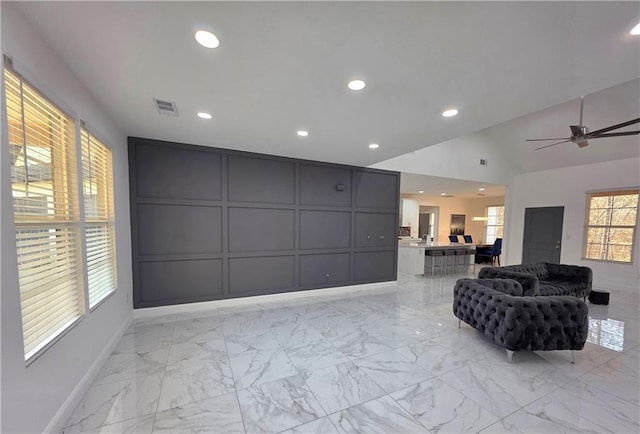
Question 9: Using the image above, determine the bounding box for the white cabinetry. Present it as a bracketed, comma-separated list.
[401, 198, 419, 238]
[398, 246, 425, 275]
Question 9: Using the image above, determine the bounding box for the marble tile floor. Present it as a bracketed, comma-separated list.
[62, 272, 640, 433]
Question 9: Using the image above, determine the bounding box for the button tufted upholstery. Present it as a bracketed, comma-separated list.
[478, 262, 592, 299]
[476, 278, 524, 296]
[453, 278, 589, 352]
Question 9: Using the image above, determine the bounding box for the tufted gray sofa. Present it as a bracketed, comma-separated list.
[453, 278, 589, 363]
[478, 262, 592, 299]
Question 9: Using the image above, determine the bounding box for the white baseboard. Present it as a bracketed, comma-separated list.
[46, 313, 134, 434]
[134, 281, 398, 319]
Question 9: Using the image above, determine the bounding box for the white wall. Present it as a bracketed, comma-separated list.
[1, 4, 133, 432]
[504, 157, 640, 292]
[371, 132, 514, 185]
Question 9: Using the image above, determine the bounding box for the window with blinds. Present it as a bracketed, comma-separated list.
[5, 67, 86, 361]
[484, 205, 504, 244]
[584, 189, 638, 263]
[81, 128, 117, 308]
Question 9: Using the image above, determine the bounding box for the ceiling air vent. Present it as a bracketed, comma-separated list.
[153, 98, 178, 116]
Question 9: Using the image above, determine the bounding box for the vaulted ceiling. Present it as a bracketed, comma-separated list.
[11, 1, 640, 178]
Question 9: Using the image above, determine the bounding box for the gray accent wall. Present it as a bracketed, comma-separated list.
[129, 137, 400, 308]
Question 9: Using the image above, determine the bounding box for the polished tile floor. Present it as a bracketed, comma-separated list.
[63, 272, 640, 433]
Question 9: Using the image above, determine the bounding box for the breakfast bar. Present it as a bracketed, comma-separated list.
[398, 242, 476, 275]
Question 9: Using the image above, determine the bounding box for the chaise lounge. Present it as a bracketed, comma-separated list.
[453, 278, 589, 363]
[478, 262, 592, 299]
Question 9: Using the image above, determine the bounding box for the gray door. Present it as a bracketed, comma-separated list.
[522, 206, 564, 264]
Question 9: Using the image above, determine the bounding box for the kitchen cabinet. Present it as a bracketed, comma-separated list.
[398, 245, 426, 275]
[401, 198, 419, 238]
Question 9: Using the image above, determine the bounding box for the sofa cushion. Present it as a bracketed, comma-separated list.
[544, 263, 593, 283]
[503, 263, 549, 279]
[539, 280, 587, 297]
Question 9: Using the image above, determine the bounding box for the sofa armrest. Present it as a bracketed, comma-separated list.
[502, 295, 589, 351]
[453, 280, 528, 350]
[475, 278, 524, 296]
[478, 268, 540, 296]
[544, 263, 593, 286]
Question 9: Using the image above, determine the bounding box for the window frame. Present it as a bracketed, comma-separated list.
[484, 205, 504, 245]
[4, 64, 87, 364]
[81, 125, 118, 310]
[582, 189, 639, 265]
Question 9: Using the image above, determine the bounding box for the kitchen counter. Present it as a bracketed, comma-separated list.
[401, 242, 476, 249]
[398, 243, 476, 275]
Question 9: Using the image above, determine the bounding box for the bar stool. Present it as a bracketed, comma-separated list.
[466, 248, 476, 274]
[455, 249, 467, 274]
[443, 249, 456, 275]
[425, 249, 445, 275]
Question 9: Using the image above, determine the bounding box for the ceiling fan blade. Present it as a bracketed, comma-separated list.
[525, 137, 571, 142]
[588, 131, 640, 138]
[534, 139, 571, 151]
[588, 118, 640, 136]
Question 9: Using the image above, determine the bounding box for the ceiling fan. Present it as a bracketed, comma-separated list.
[526, 97, 640, 150]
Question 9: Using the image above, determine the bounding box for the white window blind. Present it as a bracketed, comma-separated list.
[584, 190, 638, 263]
[484, 205, 504, 244]
[81, 128, 117, 308]
[5, 67, 85, 361]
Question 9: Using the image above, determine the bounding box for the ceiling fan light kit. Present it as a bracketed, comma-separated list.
[526, 96, 640, 151]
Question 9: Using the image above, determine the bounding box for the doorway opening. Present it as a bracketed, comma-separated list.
[419, 206, 439, 241]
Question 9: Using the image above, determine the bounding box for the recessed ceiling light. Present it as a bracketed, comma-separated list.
[197, 112, 212, 119]
[631, 22, 640, 35]
[478, 187, 486, 191]
[442, 109, 459, 117]
[297, 130, 309, 137]
[441, 192, 447, 196]
[348, 80, 366, 91]
[195, 30, 220, 48]
[368, 143, 379, 149]
[418, 190, 424, 194]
